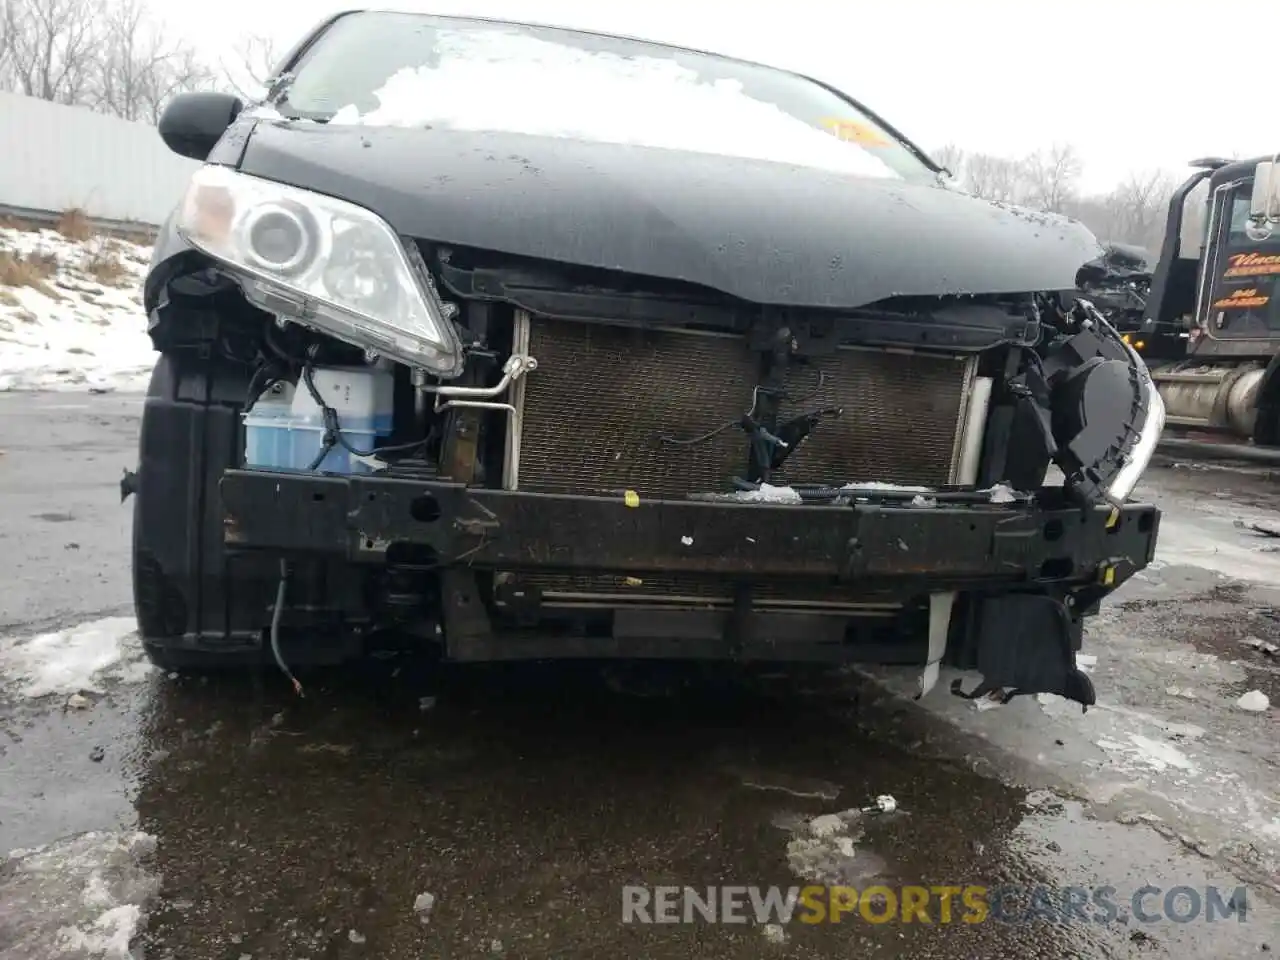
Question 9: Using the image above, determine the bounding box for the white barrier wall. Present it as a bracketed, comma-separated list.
[0, 92, 202, 227]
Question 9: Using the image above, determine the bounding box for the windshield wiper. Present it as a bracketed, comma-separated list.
[257, 72, 333, 122]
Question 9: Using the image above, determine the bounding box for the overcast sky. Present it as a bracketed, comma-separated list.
[156, 0, 1277, 196]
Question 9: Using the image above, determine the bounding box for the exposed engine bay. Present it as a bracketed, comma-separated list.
[154, 241, 1158, 518]
[139, 231, 1162, 713]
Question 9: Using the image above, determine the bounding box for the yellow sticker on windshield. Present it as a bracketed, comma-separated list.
[820, 118, 891, 147]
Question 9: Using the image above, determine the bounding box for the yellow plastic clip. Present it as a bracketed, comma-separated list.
[1105, 507, 1120, 529]
[623, 576, 644, 587]
[1099, 564, 1116, 586]
[624, 490, 640, 508]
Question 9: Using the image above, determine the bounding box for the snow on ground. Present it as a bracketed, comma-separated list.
[0, 616, 152, 700]
[1148, 489, 1280, 583]
[0, 830, 160, 959]
[0, 221, 155, 393]
[863, 466, 1280, 894]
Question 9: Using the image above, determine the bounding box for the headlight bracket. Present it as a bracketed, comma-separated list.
[1034, 303, 1158, 506]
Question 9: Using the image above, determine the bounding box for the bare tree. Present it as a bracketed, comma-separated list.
[1104, 169, 1178, 252]
[1025, 142, 1083, 213]
[924, 140, 1183, 251]
[221, 33, 280, 102]
[97, 0, 212, 122]
[964, 153, 1031, 204]
[0, 0, 13, 82]
[0, 0, 211, 121]
[0, 0, 98, 104]
[933, 143, 965, 179]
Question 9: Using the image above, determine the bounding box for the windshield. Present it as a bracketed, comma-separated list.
[1229, 190, 1280, 242]
[276, 12, 935, 183]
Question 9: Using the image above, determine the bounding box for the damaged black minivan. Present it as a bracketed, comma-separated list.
[133, 10, 1163, 709]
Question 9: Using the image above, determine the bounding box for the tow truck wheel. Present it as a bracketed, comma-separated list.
[1253, 406, 1280, 447]
[130, 353, 271, 673]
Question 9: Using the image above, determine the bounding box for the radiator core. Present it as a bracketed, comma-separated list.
[507, 315, 976, 607]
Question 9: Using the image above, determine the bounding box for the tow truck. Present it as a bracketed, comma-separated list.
[1138, 155, 1280, 443]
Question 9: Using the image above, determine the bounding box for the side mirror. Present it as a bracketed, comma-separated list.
[1249, 159, 1280, 222]
[1178, 178, 1209, 260]
[158, 92, 245, 161]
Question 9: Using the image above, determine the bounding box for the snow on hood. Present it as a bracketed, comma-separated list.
[326, 28, 903, 181]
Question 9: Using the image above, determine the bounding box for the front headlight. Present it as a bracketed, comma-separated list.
[1103, 342, 1165, 504]
[176, 164, 463, 377]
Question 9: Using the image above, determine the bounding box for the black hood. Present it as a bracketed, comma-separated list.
[236, 121, 1104, 310]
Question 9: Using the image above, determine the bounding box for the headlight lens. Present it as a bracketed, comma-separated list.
[1103, 342, 1165, 504]
[176, 164, 463, 377]
[241, 202, 316, 275]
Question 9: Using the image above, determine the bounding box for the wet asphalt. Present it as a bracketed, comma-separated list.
[1, 391, 1278, 960]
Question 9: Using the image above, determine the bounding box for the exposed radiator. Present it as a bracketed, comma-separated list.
[506, 314, 977, 608]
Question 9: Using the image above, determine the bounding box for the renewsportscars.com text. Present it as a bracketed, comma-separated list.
[621, 884, 1250, 925]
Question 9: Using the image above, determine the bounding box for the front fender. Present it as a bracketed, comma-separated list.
[143, 112, 263, 316]
[142, 211, 208, 318]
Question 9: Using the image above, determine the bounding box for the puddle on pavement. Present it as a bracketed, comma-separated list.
[4, 655, 1275, 958]
[0, 680, 152, 854]
[111, 660, 1271, 958]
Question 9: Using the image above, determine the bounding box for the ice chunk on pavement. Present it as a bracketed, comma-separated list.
[0, 830, 159, 959]
[863, 795, 897, 815]
[1236, 690, 1270, 712]
[760, 922, 788, 944]
[0, 616, 152, 698]
[808, 814, 845, 839]
[413, 891, 436, 923]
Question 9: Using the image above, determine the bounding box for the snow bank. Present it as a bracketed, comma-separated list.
[0, 830, 160, 959]
[0, 616, 152, 699]
[0, 223, 155, 393]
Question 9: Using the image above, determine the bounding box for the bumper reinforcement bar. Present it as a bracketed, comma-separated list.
[220, 470, 1160, 588]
